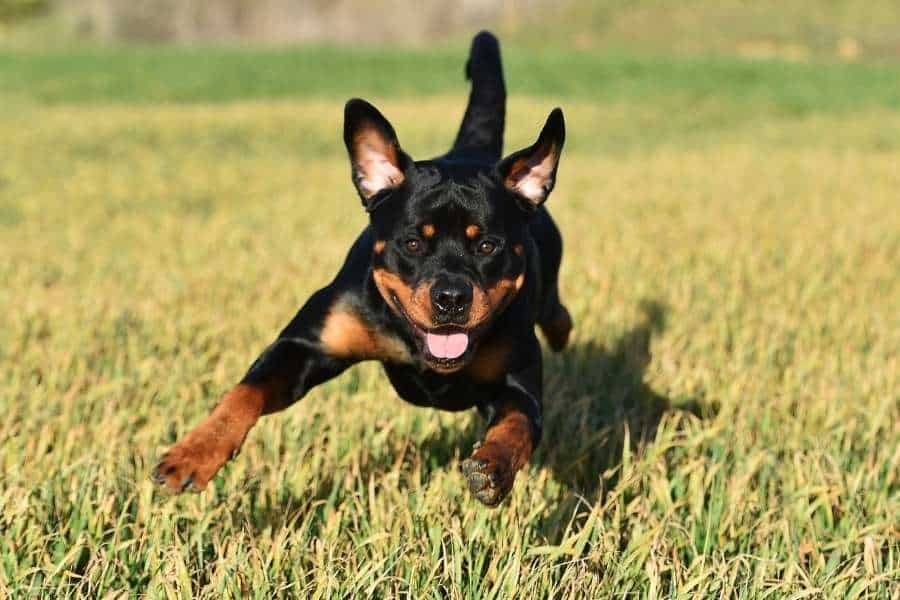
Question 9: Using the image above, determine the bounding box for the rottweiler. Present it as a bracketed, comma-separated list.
[152, 31, 571, 506]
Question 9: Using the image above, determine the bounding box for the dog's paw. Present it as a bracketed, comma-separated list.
[151, 422, 240, 494]
[460, 443, 516, 507]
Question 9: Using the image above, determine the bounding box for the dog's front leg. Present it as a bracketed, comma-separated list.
[461, 358, 543, 507]
[152, 285, 353, 493]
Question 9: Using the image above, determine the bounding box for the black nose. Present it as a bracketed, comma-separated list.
[431, 278, 473, 322]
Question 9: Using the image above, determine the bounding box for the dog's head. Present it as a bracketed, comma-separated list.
[343, 99, 565, 372]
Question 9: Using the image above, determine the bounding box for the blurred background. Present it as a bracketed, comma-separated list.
[2, 0, 900, 58]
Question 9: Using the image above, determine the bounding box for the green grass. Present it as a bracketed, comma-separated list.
[3, 45, 900, 111]
[0, 45, 898, 597]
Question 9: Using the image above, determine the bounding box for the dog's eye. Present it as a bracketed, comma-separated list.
[477, 240, 497, 255]
[405, 239, 423, 254]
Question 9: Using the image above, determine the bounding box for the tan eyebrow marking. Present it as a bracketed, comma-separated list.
[513, 243, 524, 256]
[374, 240, 386, 254]
[465, 225, 480, 239]
[422, 224, 436, 238]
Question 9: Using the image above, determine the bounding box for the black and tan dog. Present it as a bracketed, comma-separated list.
[152, 32, 571, 506]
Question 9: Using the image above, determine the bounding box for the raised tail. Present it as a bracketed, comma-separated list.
[445, 31, 506, 162]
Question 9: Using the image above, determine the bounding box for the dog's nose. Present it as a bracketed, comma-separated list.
[431, 278, 473, 322]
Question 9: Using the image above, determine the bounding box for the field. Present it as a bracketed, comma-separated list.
[1, 43, 898, 597]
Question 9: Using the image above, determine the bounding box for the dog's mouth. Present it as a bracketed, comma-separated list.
[391, 294, 478, 371]
[424, 329, 469, 359]
[415, 325, 475, 372]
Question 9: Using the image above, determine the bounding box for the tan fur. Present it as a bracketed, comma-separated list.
[480, 408, 534, 471]
[465, 224, 480, 239]
[465, 337, 510, 382]
[372, 268, 433, 327]
[153, 382, 280, 492]
[374, 266, 525, 334]
[468, 273, 525, 327]
[462, 405, 535, 505]
[422, 224, 436, 238]
[320, 302, 410, 363]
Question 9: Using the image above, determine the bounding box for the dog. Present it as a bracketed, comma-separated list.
[152, 31, 571, 506]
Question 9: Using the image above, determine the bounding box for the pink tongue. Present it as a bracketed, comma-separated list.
[425, 332, 469, 359]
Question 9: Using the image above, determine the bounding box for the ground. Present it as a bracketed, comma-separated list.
[0, 43, 897, 597]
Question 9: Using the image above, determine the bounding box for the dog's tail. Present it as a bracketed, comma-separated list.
[445, 31, 506, 162]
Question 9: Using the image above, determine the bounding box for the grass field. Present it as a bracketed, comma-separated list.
[1, 44, 898, 597]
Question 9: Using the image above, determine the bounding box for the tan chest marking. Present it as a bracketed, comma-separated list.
[465, 337, 511, 382]
[320, 305, 411, 363]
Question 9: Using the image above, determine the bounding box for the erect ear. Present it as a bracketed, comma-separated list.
[344, 98, 409, 207]
[497, 108, 565, 208]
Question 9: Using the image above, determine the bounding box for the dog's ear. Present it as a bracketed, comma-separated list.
[344, 99, 410, 207]
[497, 108, 565, 208]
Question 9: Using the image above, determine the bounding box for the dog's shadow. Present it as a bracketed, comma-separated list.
[537, 300, 701, 497]
[242, 300, 708, 533]
[433, 300, 708, 500]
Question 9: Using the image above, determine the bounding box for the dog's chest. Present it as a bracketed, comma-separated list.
[382, 363, 495, 412]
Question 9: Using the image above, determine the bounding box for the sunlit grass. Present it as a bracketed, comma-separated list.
[0, 55, 898, 597]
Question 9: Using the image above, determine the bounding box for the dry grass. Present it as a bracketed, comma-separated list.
[0, 62, 898, 597]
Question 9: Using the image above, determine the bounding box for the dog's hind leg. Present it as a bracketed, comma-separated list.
[531, 208, 573, 352]
[539, 293, 572, 353]
[444, 31, 506, 162]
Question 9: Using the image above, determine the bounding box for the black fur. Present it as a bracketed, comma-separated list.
[158, 31, 570, 506]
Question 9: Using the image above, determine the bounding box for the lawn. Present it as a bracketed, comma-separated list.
[0, 44, 897, 597]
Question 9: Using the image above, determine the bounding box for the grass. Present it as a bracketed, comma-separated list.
[4, 45, 900, 111]
[4, 0, 900, 60]
[0, 44, 898, 597]
[521, 0, 900, 61]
